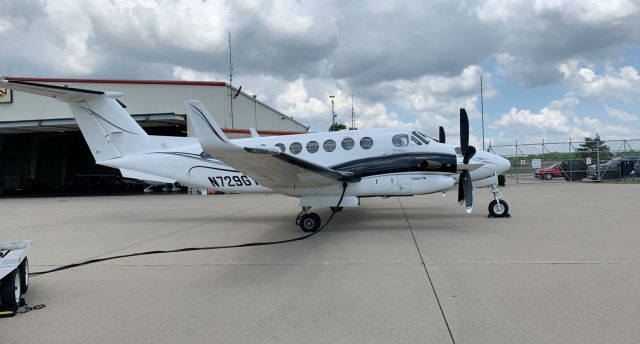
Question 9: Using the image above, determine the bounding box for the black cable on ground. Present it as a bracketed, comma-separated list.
[30, 183, 348, 277]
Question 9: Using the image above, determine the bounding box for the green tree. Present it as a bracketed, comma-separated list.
[575, 134, 610, 159]
[329, 123, 347, 131]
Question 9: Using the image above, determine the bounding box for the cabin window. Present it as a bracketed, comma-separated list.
[341, 137, 355, 150]
[323, 139, 336, 152]
[360, 137, 374, 149]
[275, 143, 285, 152]
[306, 141, 319, 153]
[392, 134, 409, 147]
[411, 136, 423, 145]
[290, 142, 302, 154]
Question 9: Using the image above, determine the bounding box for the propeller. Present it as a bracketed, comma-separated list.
[439, 126, 445, 143]
[457, 108, 476, 213]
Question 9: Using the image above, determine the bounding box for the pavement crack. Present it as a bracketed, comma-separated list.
[399, 198, 456, 344]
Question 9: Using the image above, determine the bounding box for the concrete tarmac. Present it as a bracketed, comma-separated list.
[1, 182, 639, 343]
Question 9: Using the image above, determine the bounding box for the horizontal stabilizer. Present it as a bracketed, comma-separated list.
[1, 78, 112, 102]
[119, 168, 176, 184]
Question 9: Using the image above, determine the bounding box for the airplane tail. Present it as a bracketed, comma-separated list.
[185, 100, 238, 154]
[0, 79, 151, 162]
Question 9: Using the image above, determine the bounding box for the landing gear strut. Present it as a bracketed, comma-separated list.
[296, 207, 321, 232]
[488, 182, 510, 218]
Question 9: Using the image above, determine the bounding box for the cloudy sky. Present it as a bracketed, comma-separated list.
[1, 0, 640, 146]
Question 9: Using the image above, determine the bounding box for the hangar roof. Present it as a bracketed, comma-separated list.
[0, 77, 309, 135]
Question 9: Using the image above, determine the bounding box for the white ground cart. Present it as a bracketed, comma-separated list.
[0, 240, 31, 316]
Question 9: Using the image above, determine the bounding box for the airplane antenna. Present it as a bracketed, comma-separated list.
[228, 32, 234, 128]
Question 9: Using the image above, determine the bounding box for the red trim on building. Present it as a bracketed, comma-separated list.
[4, 77, 226, 87]
[222, 128, 304, 136]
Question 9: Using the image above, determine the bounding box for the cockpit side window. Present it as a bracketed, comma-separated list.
[392, 134, 409, 147]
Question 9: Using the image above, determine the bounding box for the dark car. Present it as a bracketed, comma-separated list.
[560, 159, 588, 181]
[588, 157, 640, 180]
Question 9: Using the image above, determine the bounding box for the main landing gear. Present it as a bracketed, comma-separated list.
[296, 207, 321, 232]
[488, 183, 510, 218]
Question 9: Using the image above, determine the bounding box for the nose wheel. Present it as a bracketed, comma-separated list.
[296, 207, 321, 232]
[488, 182, 511, 218]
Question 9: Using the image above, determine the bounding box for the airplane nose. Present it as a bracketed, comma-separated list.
[498, 156, 511, 173]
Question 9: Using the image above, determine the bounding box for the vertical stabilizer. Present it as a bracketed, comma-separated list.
[0, 79, 151, 162]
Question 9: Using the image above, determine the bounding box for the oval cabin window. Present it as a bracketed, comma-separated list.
[360, 137, 373, 149]
[290, 142, 302, 154]
[306, 141, 319, 153]
[341, 137, 355, 150]
[275, 143, 285, 152]
[323, 139, 336, 152]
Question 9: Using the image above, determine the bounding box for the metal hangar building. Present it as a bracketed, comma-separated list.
[0, 77, 308, 194]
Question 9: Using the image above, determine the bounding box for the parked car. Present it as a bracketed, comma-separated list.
[588, 157, 640, 180]
[535, 163, 562, 180]
[534, 159, 588, 181]
[559, 159, 588, 181]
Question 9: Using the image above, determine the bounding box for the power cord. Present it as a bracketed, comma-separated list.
[30, 183, 348, 277]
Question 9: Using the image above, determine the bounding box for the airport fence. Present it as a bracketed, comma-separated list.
[488, 138, 640, 184]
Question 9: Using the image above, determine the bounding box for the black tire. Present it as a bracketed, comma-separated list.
[330, 207, 343, 212]
[299, 213, 321, 232]
[0, 269, 21, 311]
[488, 200, 509, 218]
[19, 257, 29, 294]
[544, 173, 552, 180]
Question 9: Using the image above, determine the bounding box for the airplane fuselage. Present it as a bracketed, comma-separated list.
[100, 127, 510, 197]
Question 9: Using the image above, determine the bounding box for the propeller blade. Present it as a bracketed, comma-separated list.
[439, 126, 445, 143]
[460, 108, 469, 153]
[463, 145, 476, 165]
[462, 170, 473, 213]
[458, 175, 465, 203]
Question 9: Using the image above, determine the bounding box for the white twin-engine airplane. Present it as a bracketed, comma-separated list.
[1, 78, 511, 232]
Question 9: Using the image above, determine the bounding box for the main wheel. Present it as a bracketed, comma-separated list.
[19, 257, 29, 294]
[544, 173, 552, 180]
[488, 200, 509, 218]
[299, 213, 321, 232]
[0, 270, 21, 311]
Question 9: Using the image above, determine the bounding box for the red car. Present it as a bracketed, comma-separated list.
[534, 163, 562, 180]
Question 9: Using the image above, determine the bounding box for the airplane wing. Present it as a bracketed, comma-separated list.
[185, 100, 359, 189]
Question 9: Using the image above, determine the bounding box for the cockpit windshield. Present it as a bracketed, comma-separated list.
[412, 131, 430, 144]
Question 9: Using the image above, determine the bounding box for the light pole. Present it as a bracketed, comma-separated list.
[480, 74, 485, 151]
[329, 95, 336, 131]
[252, 94, 257, 128]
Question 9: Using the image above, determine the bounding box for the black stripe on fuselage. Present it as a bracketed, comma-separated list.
[330, 152, 457, 178]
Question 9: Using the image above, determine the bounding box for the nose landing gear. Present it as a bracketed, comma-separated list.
[488, 182, 510, 218]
